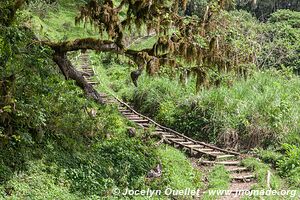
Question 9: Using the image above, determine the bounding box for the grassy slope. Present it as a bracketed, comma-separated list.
[89, 26, 300, 197]
[0, 1, 204, 199]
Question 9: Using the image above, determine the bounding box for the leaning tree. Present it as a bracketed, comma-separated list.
[42, 0, 256, 103]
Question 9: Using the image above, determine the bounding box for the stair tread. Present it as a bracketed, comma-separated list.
[123, 114, 139, 117]
[200, 160, 241, 165]
[226, 167, 248, 172]
[216, 154, 236, 159]
[120, 110, 131, 112]
[231, 174, 255, 180]
[198, 148, 214, 151]
[168, 138, 185, 141]
[209, 151, 224, 155]
[186, 144, 204, 148]
[179, 141, 194, 145]
[130, 119, 149, 123]
[163, 134, 177, 137]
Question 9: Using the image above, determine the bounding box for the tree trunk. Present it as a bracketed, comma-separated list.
[52, 52, 105, 104]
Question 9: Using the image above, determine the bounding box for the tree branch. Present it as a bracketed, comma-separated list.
[52, 51, 105, 104]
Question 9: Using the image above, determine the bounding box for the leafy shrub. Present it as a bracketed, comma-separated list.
[148, 146, 202, 191]
[242, 157, 283, 190]
[67, 138, 157, 196]
[269, 9, 300, 28]
[277, 144, 300, 178]
[258, 10, 300, 71]
[118, 70, 300, 149]
[257, 149, 283, 167]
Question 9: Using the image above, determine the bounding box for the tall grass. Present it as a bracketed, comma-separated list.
[96, 58, 300, 150]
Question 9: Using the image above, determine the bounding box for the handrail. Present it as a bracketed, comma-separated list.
[112, 94, 240, 156]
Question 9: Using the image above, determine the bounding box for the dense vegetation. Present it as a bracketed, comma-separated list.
[1, 0, 300, 199]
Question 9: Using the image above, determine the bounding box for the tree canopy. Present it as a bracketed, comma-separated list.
[41, 0, 261, 98]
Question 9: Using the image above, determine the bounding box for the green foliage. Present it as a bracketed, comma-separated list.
[207, 165, 230, 189]
[257, 149, 283, 167]
[185, 0, 208, 17]
[202, 165, 230, 200]
[236, 0, 300, 21]
[242, 158, 283, 190]
[0, 160, 78, 200]
[269, 9, 300, 28]
[28, 0, 99, 41]
[148, 146, 202, 192]
[258, 10, 300, 71]
[277, 144, 300, 186]
[67, 138, 157, 196]
[110, 69, 300, 149]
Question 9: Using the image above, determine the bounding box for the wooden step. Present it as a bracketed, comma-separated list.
[216, 154, 236, 160]
[130, 119, 149, 123]
[162, 134, 177, 138]
[123, 114, 139, 118]
[153, 131, 176, 138]
[200, 160, 241, 166]
[231, 173, 255, 182]
[137, 123, 152, 127]
[198, 148, 214, 152]
[120, 110, 132, 113]
[168, 138, 186, 142]
[152, 131, 167, 134]
[186, 144, 204, 148]
[125, 115, 143, 119]
[226, 167, 248, 173]
[179, 141, 194, 145]
[208, 151, 224, 155]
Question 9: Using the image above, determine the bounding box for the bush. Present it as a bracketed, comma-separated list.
[148, 146, 202, 191]
[269, 9, 300, 28]
[119, 70, 300, 150]
[67, 138, 157, 196]
[277, 144, 300, 178]
[258, 10, 300, 71]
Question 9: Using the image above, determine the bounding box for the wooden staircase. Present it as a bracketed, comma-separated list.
[79, 53, 257, 199]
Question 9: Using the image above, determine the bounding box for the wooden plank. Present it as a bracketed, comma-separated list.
[169, 138, 185, 142]
[227, 167, 248, 173]
[186, 145, 204, 148]
[120, 110, 131, 113]
[137, 123, 151, 126]
[200, 160, 240, 166]
[209, 151, 224, 155]
[126, 116, 143, 119]
[192, 148, 218, 158]
[198, 148, 214, 152]
[130, 119, 149, 123]
[163, 134, 177, 138]
[179, 141, 194, 145]
[123, 114, 140, 117]
[152, 131, 168, 135]
[198, 142, 240, 156]
[231, 174, 255, 181]
[127, 117, 144, 121]
[216, 154, 236, 159]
